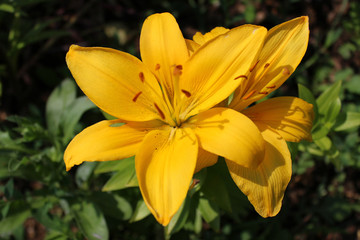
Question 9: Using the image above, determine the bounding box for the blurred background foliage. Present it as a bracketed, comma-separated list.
[0, 0, 359, 239]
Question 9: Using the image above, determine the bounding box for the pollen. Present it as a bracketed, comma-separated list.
[139, 72, 145, 82]
[264, 63, 270, 68]
[249, 60, 259, 72]
[258, 91, 269, 94]
[154, 103, 165, 120]
[173, 65, 183, 76]
[181, 89, 191, 97]
[242, 90, 256, 100]
[234, 75, 247, 80]
[155, 63, 160, 71]
[132, 91, 142, 102]
[266, 85, 276, 89]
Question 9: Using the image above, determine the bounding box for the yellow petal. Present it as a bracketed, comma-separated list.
[243, 97, 314, 142]
[64, 120, 162, 171]
[192, 27, 229, 45]
[185, 108, 265, 169]
[136, 127, 198, 226]
[140, 12, 189, 99]
[226, 127, 292, 217]
[185, 39, 200, 56]
[195, 148, 218, 173]
[179, 25, 267, 118]
[66, 45, 164, 121]
[231, 16, 309, 111]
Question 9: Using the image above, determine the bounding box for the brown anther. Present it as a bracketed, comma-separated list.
[132, 91, 142, 102]
[242, 90, 256, 100]
[264, 63, 270, 68]
[282, 67, 290, 75]
[155, 64, 160, 71]
[249, 60, 259, 72]
[234, 75, 248, 80]
[139, 72, 145, 82]
[181, 89, 191, 98]
[154, 103, 165, 120]
[259, 91, 269, 94]
[266, 85, 276, 89]
[173, 65, 183, 76]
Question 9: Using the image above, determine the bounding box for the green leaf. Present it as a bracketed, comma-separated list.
[130, 200, 151, 222]
[94, 159, 131, 174]
[71, 201, 109, 240]
[166, 195, 191, 236]
[314, 136, 332, 151]
[316, 80, 342, 116]
[0, 201, 31, 236]
[61, 96, 95, 143]
[344, 74, 360, 95]
[298, 83, 319, 123]
[102, 157, 138, 191]
[90, 192, 133, 221]
[46, 79, 76, 136]
[198, 197, 220, 232]
[0, 4, 15, 13]
[75, 162, 97, 188]
[200, 163, 232, 212]
[334, 111, 360, 131]
[324, 28, 343, 48]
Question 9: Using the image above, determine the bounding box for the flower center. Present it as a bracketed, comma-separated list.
[133, 64, 193, 128]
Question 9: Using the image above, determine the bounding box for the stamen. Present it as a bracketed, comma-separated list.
[282, 67, 290, 75]
[132, 91, 142, 102]
[181, 89, 191, 98]
[173, 65, 183, 76]
[242, 90, 256, 100]
[154, 103, 165, 120]
[139, 72, 145, 83]
[264, 63, 270, 68]
[234, 75, 247, 80]
[259, 91, 269, 94]
[266, 85, 276, 89]
[155, 63, 160, 71]
[249, 60, 259, 72]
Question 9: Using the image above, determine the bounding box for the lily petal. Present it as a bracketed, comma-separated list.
[226, 126, 292, 217]
[192, 26, 229, 45]
[230, 16, 309, 111]
[185, 39, 200, 56]
[64, 120, 162, 171]
[180, 25, 267, 118]
[195, 148, 218, 173]
[185, 108, 265, 169]
[243, 97, 314, 142]
[136, 127, 198, 226]
[66, 45, 164, 121]
[140, 12, 189, 99]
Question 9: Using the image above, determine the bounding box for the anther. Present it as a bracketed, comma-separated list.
[259, 91, 269, 94]
[181, 89, 191, 98]
[155, 64, 160, 71]
[139, 72, 145, 82]
[242, 90, 256, 100]
[234, 75, 247, 80]
[154, 103, 165, 120]
[282, 67, 290, 75]
[249, 60, 259, 72]
[266, 85, 276, 89]
[264, 63, 270, 68]
[173, 65, 183, 76]
[132, 91, 142, 102]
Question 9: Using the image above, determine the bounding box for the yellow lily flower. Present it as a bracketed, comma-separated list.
[192, 17, 314, 217]
[65, 12, 269, 225]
